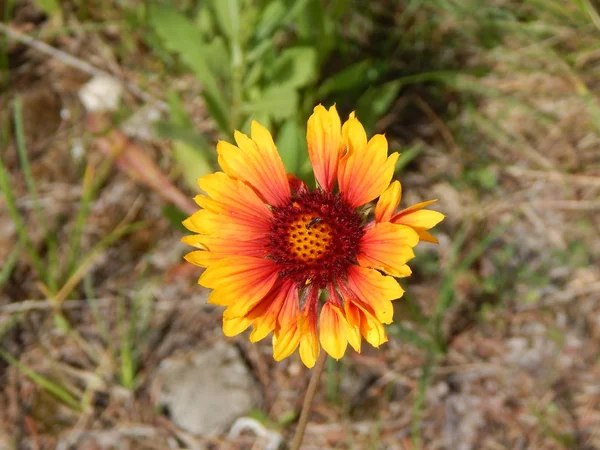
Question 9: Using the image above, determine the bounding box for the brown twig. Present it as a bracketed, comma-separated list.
[0, 22, 166, 110]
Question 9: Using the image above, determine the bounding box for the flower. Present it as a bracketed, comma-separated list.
[182, 105, 444, 368]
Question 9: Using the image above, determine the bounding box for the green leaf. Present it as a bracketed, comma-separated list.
[317, 60, 380, 98]
[210, 0, 240, 43]
[155, 122, 213, 158]
[246, 38, 273, 64]
[159, 92, 216, 159]
[247, 86, 298, 122]
[268, 47, 318, 89]
[34, 0, 61, 15]
[162, 205, 189, 232]
[204, 37, 231, 79]
[149, 5, 212, 88]
[275, 119, 303, 173]
[356, 79, 403, 133]
[395, 143, 424, 173]
[254, 0, 286, 39]
[296, 0, 335, 61]
[172, 141, 214, 192]
[166, 91, 192, 128]
[210, 0, 242, 67]
[389, 324, 436, 352]
[244, 61, 263, 89]
[148, 4, 229, 131]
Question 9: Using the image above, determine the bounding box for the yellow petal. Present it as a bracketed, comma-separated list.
[416, 229, 439, 244]
[338, 119, 399, 208]
[375, 180, 401, 223]
[394, 199, 438, 216]
[394, 209, 445, 229]
[273, 321, 300, 361]
[298, 313, 319, 368]
[216, 128, 290, 206]
[345, 320, 361, 353]
[351, 300, 388, 348]
[306, 104, 342, 191]
[319, 303, 348, 360]
[223, 315, 252, 337]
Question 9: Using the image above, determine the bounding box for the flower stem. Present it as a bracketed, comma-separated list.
[291, 350, 327, 450]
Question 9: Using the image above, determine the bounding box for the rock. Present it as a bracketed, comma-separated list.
[155, 341, 261, 436]
[78, 75, 123, 112]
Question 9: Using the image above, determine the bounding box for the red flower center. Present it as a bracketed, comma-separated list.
[267, 190, 365, 288]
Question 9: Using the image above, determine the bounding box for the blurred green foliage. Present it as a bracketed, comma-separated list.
[142, 0, 331, 181]
[133, 0, 418, 184]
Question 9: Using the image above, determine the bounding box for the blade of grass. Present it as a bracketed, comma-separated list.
[0, 0, 15, 88]
[0, 349, 81, 410]
[117, 295, 134, 390]
[13, 98, 44, 230]
[411, 354, 434, 450]
[0, 150, 47, 280]
[0, 244, 19, 289]
[389, 324, 437, 353]
[54, 220, 146, 306]
[431, 215, 517, 351]
[84, 273, 111, 351]
[395, 143, 425, 173]
[64, 158, 113, 280]
[13, 97, 59, 292]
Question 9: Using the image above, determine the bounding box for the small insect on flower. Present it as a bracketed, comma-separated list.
[305, 217, 323, 231]
[182, 105, 444, 368]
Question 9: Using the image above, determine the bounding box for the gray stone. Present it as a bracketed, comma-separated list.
[155, 341, 261, 436]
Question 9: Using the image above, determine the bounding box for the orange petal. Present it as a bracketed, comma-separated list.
[319, 302, 348, 360]
[197, 172, 273, 221]
[338, 117, 399, 208]
[216, 125, 290, 206]
[271, 285, 301, 361]
[358, 222, 418, 277]
[306, 104, 342, 191]
[278, 282, 300, 327]
[375, 180, 401, 223]
[393, 208, 444, 230]
[199, 257, 279, 313]
[182, 237, 267, 267]
[248, 281, 296, 343]
[347, 266, 404, 324]
[182, 172, 273, 240]
[287, 174, 308, 195]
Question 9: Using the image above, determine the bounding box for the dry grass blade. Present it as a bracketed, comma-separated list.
[506, 166, 600, 187]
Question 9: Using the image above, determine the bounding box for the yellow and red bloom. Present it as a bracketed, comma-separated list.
[183, 105, 444, 368]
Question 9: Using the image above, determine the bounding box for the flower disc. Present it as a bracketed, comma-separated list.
[267, 190, 364, 288]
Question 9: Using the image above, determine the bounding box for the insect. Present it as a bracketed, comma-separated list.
[305, 217, 323, 231]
